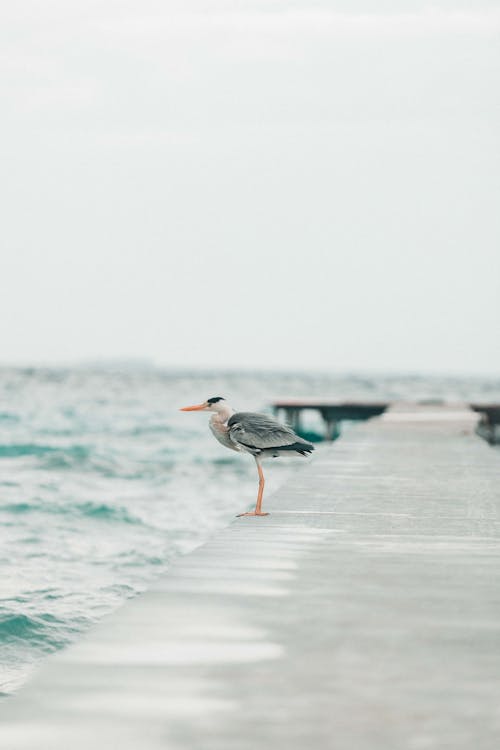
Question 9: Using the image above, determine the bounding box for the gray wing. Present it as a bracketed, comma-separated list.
[227, 412, 303, 451]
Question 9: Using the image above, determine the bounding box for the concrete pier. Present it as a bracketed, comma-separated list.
[1, 403, 500, 749]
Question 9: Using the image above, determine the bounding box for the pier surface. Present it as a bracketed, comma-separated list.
[2, 403, 500, 749]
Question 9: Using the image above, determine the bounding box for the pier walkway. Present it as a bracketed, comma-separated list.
[1, 403, 500, 749]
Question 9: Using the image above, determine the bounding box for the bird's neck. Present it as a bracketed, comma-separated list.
[211, 404, 235, 425]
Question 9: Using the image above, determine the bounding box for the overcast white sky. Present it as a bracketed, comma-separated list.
[1, 1, 499, 373]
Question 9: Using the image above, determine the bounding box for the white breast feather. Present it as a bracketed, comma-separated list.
[209, 417, 239, 451]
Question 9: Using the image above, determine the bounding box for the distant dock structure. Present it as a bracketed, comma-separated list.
[273, 399, 500, 445]
[272, 399, 388, 440]
[471, 403, 500, 445]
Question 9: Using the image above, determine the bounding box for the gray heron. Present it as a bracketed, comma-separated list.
[180, 397, 314, 516]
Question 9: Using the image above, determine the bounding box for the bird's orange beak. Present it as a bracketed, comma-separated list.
[180, 402, 207, 411]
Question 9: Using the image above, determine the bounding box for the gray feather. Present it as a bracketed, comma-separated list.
[227, 412, 310, 451]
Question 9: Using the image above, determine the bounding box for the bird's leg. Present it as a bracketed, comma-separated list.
[237, 457, 269, 517]
[254, 459, 267, 514]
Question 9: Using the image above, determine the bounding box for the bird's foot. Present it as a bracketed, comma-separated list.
[236, 511, 269, 517]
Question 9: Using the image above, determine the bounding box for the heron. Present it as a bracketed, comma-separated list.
[180, 397, 314, 516]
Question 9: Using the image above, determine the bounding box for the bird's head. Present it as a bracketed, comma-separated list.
[180, 396, 227, 413]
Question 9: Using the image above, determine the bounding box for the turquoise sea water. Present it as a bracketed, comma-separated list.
[1, 367, 499, 695]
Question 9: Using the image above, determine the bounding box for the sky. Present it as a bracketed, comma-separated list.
[1, 0, 499, 373]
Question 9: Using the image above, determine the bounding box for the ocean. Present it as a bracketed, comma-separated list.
[1, 366, 499, 696]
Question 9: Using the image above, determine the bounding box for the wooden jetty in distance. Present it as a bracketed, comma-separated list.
[471, 403, 500, 445]
[273, 399, 500, 444]
[272, 399, 389, 440]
